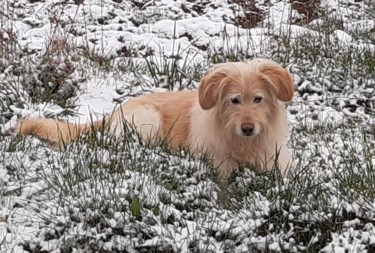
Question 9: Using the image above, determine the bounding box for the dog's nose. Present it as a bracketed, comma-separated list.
[241, 123, 254, 136]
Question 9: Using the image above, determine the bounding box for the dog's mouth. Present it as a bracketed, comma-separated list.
[242, 132, 255, 137]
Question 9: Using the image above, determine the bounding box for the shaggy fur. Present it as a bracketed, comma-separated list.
[16, 58, 295, 177]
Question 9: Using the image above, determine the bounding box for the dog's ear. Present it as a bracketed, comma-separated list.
[198, 67, 227, 110]
[260, 64, 295, 102]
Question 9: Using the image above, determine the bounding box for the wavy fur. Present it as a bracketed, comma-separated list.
[16, 58, 295, 177]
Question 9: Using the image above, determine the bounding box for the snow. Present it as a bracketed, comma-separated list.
[344, 20, 375, 33]
[265, 1, 303, 26]
[0, 0, 374, 252]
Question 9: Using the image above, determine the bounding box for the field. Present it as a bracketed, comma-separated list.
[0, 0, 374, 252]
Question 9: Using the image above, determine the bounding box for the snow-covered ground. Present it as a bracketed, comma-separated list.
[0, 0, 374, 252]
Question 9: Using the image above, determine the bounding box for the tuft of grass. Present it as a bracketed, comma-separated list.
[207, 25, 258, 64]
[140, 22, 205, 91]
[23, 5, 79, 110]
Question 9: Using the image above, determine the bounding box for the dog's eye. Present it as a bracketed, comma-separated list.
[231, 97, 240, 105]
[253, 96, 262, 103]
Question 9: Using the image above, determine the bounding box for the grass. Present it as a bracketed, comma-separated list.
[1, 0, 375, 252]
[142, 44, 204, 90]
[3, 118, 372, 252]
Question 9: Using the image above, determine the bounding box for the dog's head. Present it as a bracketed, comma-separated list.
[198, 58, 295, 138]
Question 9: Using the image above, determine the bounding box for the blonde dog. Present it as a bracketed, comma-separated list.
[16, 58, 295, 177]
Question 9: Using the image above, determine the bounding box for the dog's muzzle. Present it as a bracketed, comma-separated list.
[241, 123, 255, 136]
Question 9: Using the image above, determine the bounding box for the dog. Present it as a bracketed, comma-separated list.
[15, 58, 295, 177]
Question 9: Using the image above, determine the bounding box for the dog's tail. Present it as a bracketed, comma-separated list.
[15, 118, 104, 148]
